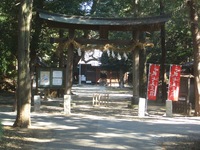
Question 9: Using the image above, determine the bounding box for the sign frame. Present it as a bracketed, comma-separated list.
[37, 67, 65, 88]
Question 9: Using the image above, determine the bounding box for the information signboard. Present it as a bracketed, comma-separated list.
[37, 68, 65, 88]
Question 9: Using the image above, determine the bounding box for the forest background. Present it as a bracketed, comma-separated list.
[0, 0, 200, 127]
[0, 0, 198, 80]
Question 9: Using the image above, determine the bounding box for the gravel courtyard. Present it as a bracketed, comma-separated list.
[1, 85, 200, 150]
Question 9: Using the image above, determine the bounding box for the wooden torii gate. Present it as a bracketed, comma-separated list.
[38, 10, 170, 104]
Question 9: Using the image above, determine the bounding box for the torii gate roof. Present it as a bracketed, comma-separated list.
[38, 10, 170, 32]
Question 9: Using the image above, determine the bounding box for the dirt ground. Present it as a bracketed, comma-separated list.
[0, 86, 199, 150]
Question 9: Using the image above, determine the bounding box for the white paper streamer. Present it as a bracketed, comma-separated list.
[77, 48, 82, 56]
[107, 50, 110, 57]
[117, 53, 121, 60]
[112, 51, 115, 58]
[123, 52, 128, 60]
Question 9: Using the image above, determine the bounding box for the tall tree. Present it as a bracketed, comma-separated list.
[187, 0, 200, 116]
[30, 0, 45, 70]
[13, 0, 33, 128]
[0, 1, 18, 77]
[65, 29, 75, 95]
[160, 0, 167, 102]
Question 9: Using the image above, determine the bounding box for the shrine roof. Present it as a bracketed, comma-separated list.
[38, 10, 170, 31]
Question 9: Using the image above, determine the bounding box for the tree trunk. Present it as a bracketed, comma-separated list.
[30, 0, 44, 66]
[58, 29, 65, 68]
[65, 29, 75, 95]
[56, 29, 65, 97]
[160, 0, 167, 103]
[132, 0, 139, 17]
[90, 0, 99, 15]
[187, 0, 200, 116]
[139, 33, 147, 98]
[30, 0, 44, 97]
[13, 0, 33, 128]
[160, 25, 167, 103]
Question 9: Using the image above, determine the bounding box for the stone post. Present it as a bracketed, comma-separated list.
[138, 98, 146, 117]
[34, 95, 41, 112]
[166, 100, 173, 117]
[64, 94, 71, 115]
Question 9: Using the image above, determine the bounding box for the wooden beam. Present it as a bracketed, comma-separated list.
[99, 26, 109, 39]
[44, 20, 162, 32]
[50, 37, 134, 45]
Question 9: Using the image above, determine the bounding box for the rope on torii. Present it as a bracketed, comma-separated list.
[56, 38, 154, 59]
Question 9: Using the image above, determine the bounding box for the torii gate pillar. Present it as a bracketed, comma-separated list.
[132, 31, 140, 105]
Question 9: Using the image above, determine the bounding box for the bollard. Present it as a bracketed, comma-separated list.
[166, 100, 173, 117]
[34, 95, 41, 112]
[64, 94, 71, 115]
[138, 98, 146, 117]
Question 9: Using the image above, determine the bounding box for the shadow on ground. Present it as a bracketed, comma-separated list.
[1, 85, 200, 150]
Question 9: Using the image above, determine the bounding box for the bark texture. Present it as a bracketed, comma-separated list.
[14, 0, 33, 128]
[187, 0, 200, 115]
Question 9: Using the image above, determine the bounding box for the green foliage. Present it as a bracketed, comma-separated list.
[30, 0, 88, 67]
[91, 0, 132, 17]
[95, 0, 196, 72]
[0, 0, 199, 79]
[147, 0, 194, 65]
[44, 0, 87, 15]
[0, 1, 18, 77]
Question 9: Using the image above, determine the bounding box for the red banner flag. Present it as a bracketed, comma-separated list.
[167, 65, 181, 101]
[147, 64, 160, 100]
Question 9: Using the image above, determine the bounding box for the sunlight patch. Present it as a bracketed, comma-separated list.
[25, 137, 55, 143]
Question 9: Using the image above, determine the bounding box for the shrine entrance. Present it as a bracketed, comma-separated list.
[38, 10, 170, 105]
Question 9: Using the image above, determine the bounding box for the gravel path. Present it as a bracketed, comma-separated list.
[1, 85, 200, 150]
